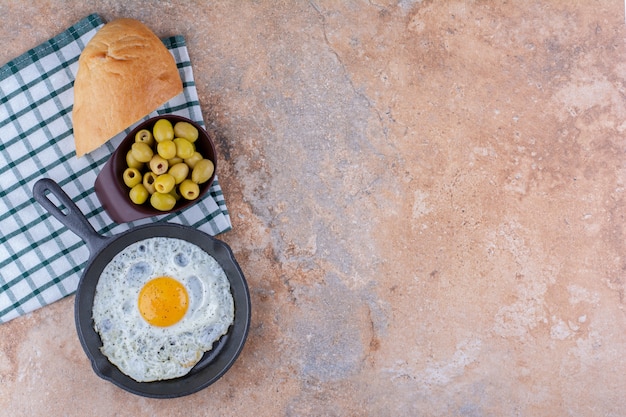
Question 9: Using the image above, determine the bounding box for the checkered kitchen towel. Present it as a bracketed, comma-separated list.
[0, 14, 232, 324]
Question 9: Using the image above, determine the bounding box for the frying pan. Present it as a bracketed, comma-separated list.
[32, 178, 251, 398]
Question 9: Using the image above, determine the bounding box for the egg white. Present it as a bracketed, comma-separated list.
[92, 237, 234, 382]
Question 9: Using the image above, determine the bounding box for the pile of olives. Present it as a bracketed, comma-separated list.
[121, 118, 214, 212]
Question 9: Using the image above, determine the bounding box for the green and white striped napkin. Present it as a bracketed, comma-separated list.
[0, 14, 232, 324]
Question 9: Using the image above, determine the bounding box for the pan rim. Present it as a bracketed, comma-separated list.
[74, 222, 251, 398]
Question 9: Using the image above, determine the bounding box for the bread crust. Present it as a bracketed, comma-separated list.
[72, 18, 183, 157]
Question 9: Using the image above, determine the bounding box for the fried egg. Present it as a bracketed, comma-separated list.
[92, 237, 234, 382]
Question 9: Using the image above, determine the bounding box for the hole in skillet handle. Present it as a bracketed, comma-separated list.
[94, 115, 217, 223]
[32, 178, 109, 255]
[73, 223, 251, 399]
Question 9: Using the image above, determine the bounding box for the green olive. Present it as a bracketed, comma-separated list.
[154, 173, 175, 194]
[174, 121, 199, 142]
[179, 179, 200, 200]
[157, 140, 176, 160]
[143, 171, 157, 194]
[168, 156, 183, 166]
[129, 184, 149, 204]
[126, 150, 144, 170]
[184, 152, 203, 169]
[149, 155, 169, 175]
[169, 187, 182, 201]
[150, 192, 176, 211]
[153, 119, 174, 143]
[131, 142, 154, 163]
[123, 167, 142, 188]
[168, 162, 189, 184]
[173, 138, 195, 159]
[191, 158, 214, 184]
[135, 129, 154, 146]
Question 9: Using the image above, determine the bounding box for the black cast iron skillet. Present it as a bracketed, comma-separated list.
[32, 178, 251, 398]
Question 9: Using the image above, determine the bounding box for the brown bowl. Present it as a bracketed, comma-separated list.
[95, 115, 217, 223]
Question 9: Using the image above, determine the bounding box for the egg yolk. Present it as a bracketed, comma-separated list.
[138, 276, 189, 327]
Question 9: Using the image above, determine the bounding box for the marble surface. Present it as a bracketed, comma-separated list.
[2, 1, 626, 415]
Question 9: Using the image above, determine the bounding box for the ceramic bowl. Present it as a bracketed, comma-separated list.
[95, 115, 216, 223]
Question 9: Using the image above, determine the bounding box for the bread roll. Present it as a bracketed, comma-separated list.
[72, 18, 183, 157]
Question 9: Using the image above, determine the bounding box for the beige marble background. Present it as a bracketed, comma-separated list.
[2, 1, 626, 416]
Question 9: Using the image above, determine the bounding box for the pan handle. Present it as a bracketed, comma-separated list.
[33, 178, 109, 255]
